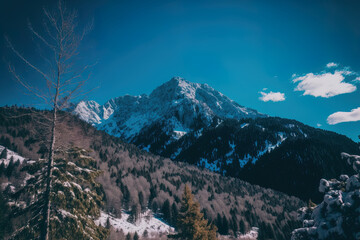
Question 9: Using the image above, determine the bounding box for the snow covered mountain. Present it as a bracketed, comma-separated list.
[69, 77, 360, 201]
[70, 77, 264, 141]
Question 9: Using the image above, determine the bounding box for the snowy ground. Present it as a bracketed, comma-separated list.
[95, 210, 174, 236]
[0, 145, 26, 166]
[219, 227, 258, 239]
[238, 227, 259, 239]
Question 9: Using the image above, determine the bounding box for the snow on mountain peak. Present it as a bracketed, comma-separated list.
[70, 77, 265, 140]
[73, 100, 102, 124]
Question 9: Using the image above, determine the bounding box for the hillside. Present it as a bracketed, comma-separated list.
[0, 107, 304, 240]
[164, 117, 360, 201]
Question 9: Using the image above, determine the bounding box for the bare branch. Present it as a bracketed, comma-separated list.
[5, 36, 52, 83]
[28, 21, 56, 51]
[8, 64, 50, 104]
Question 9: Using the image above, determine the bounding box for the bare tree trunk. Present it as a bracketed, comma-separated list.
[41, 107, 56, 240]
[42, 60, 60, 240]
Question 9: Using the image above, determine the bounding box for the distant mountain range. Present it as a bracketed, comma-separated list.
[69, 77, 360, 201]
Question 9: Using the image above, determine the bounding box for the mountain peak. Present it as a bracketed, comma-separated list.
[71, 77, 265, 139]
[170, 76, 186, 83]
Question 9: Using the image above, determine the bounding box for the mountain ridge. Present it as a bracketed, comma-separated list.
[70, 77, 265, 139]
[69, 77, 360, 201]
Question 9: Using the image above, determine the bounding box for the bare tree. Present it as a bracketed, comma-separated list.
[5, 1, 93, 239]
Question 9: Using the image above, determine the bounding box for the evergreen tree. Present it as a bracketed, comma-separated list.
[10, 148, 108, 240]
[125, 233, 131, 240]
[5, 157, 14, 178]
[148, 185, 157, 207]
[0, 190, 12, 239]
[172, 184, 217, 240]
[138, 191, 145, 211]
[239, 219, 245, 234]
[128, 204, 141, 224]
[133, 232, 139, 240]
[230, 218, 238, 237]
[0, 162, 5, 176]
[208, 224, 218, 240]
[222, 216, 229, 235]
[171, 202, 179, 226]
[106, 217, 111, 229]
[0, 147, 8, 159]
[216, 214, 222, 234]
[143, 229, 149, 238]
[151, 201, 158, 213]
[123, 186, 131, 210]
[161, 199, 171, 223]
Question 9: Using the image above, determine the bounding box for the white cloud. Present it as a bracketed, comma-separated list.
[327, 107, 360, 125]
[293, 71, 357, 98]
[317, 123, 322, 127]
[326, 62, 338, 68]
[259, 91, 285, 102]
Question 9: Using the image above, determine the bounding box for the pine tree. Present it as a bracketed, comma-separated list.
[0, 147, 7, 159]
[123, 186, 131, 210]
[161, 199, 171, 223]
[9, 148, 108, 240]
[143, 229, 149, 238]
[148, 184, 157, 207]
[0, 162, 4, 176]
[106, 217, 111, 229]
[128, 204, 141, 224]
[216, 214, 222, 234]
[125, 233, 131, 240]
[230, 218, 238, 237]
[172, 184, 217, 240]
[239, 219, 245, 234]
[133, 232, 139, 240]
[0, 190, 12, 239]
[138, 191, 145, 211]
[171, 202, 179, 226]
[222, 216, 229, 235]
[5, 157, 15, 178]
[208, 224, 218, 240]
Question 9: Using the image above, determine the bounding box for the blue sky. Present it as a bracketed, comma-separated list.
[0, 0, 360, 141]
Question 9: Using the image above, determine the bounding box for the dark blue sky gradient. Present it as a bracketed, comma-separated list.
[0, 0, 359, 141]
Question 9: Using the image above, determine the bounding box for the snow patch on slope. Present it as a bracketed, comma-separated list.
[95, 210, 174, 236]
[198, 158, 221, 172]
[251, 132, 287, 164]
[0, 145, 26, 166]
[173, 130, 187, 140]
[240, 123, 249, 128]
